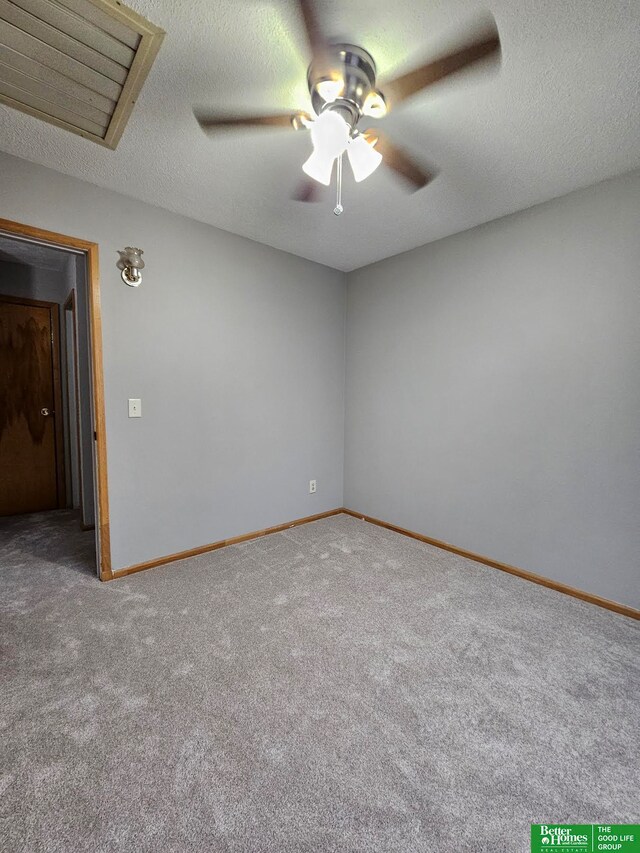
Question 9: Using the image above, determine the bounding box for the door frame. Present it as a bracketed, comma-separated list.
[0, 294, 66, 511]
[63, 288, 92, 529]
[0, 218, 112, 580]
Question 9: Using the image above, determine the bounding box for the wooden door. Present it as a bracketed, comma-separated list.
[0, 295, 65, 515]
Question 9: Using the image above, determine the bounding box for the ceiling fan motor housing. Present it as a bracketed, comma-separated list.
[308, 43, 378, 128]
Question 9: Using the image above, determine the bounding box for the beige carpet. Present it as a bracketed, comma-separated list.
[1, 510, 638, 852]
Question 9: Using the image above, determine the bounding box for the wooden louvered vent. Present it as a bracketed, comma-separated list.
[0, 0, 164, 148]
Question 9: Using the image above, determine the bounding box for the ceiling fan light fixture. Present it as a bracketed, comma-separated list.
[193, 4, 501, 209]
[302, 150, 336, 185]
[311, 109, 350, 150]
[347, 133, 383, 182]
[302, 109, 350, 184]
[362, 90, 387, 118]
[291, 111, 314, 130]
[315, 77, 345, 103]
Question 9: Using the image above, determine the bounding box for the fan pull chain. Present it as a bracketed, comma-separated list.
[334, 153, 344, 216]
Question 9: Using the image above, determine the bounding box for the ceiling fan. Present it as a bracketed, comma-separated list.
[195, 1, 501, 214]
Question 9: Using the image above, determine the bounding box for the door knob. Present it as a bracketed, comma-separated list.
[40, 407, 52, 416]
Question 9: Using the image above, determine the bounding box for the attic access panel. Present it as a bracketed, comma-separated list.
[0, 0, 164, 148]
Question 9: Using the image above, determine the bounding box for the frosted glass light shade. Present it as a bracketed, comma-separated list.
[316, 78, 344, 103]
[347, 134, 383, 182]
[117, 246, 145, 270]
[302, 109, 350, 185]
[302, 150, 336, 185]
[126, 247, 145, 269]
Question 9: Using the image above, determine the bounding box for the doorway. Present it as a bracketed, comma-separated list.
[0, 219, 111, 580]
[0, 295, 66, 515]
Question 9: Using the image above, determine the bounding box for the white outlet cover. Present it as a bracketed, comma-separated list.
[128, 398, 142, 418]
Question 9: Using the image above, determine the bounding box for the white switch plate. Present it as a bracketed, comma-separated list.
[128, 398, 142, 418]
[309, 479, 317, 494]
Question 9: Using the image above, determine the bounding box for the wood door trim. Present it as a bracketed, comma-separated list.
[110, 506, 639, 619]
[0, 218, 111, 579]
[342, 509, 640, 621]
[63, 289, 89, 527]
[0, 294, 66, 509]
[111, 508, 345, 580]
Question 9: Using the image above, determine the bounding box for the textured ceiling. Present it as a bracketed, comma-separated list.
[0, 0, 639, 271]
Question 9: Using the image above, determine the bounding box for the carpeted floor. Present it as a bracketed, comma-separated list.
[1, 510, 638, 852]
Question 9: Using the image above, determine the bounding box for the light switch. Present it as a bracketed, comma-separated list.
[128, 398, 142, 418]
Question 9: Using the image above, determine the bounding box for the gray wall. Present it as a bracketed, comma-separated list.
[0, 152, 346, 571]
[3, 148, 637, 606]
[345, 171, 640, 609]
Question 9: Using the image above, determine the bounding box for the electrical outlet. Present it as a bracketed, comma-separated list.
[309, 479, 317, 494]
[128, 398, 142, 418]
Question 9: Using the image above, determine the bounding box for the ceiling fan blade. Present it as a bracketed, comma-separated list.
[366, 131, 436, 191]
[292, 180, 321, 203]
[381, 21, 501, 107]
[195, 111, 308, 132]
[296, 0, 330, 63]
